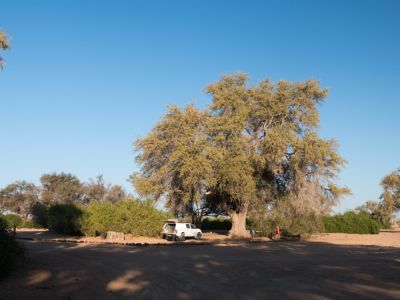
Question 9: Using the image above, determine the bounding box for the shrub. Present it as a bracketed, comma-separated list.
[19, 220, 39, 229]
[0, 225, 24, 278]
[47, 203, 83, 235]
[0, 215, 9, 232]
[322, 211, 380, 234]
[30, 202, 49, 228]
[80, 201, 120, 236]
[81, 199, 171, 237]
[250, 211, 324, 237]
[4, 214, 23, 233]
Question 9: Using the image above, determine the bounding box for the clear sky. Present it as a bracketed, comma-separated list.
[1, 0, 399, 212]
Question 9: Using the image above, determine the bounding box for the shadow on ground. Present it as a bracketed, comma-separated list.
[0, 235, 399, 300]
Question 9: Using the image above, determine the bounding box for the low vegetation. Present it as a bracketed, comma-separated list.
[322, 212, 380, 234]
[81, 199, 170, 237]
[29, 199, 171, 237]
[0, 215, 24, 278]
[47, 204, 83, 235]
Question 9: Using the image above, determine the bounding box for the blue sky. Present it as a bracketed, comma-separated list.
[0, 0, 399, 212]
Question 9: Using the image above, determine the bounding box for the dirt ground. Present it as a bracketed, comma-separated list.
[0, 230, 399, 300]
[14, 228, 236, 245]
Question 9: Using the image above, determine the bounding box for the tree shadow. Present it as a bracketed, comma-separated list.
[1, 238, 399, 299]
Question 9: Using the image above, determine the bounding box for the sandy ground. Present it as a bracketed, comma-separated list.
[0, 230, 399, 300]
[15, 228, 264, 245]
[309, 229, 400, 248]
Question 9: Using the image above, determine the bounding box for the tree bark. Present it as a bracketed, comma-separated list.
[228, 203, 250, 239]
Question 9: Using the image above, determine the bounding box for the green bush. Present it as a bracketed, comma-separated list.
[31, 202, 49, 228]
[81, 199, 171, 237]
[47, 203, 83, 235]
[322, 212, 380, 234]
[0, 215, 9, 232]
[19, 220, 40, 229]
[4, 214, 22, 232]
[0, 228, 24, 278]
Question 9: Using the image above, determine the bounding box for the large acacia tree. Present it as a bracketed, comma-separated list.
[133, 73, 348, 238]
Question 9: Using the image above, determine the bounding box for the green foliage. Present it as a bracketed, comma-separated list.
[84, 175, 126, 203]
[81, 199, 172, 237]
[133, 73, 349, 238]
[381, 167, 400, 213]
[30, 202, 49, 228]
[0, 215, 9, 231]
[47, 203, 83, 235]
[0, 181, 39, 218]
[80, 201, 119, 236]
[20, 220, 40, 229]
[249, 196, 325, 237]
[322, 212, 380, 234]
[40, 172, 84, 204]
[0, 231, 24, 278]
[356, 200, 393, 229]
[0, 213, 24, 278]
[4, 214, 22, 231]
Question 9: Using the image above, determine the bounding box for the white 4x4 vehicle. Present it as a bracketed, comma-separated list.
[162, 221, 202, 241]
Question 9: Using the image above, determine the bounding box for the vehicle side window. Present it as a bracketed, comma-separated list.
[190, 224, 196, 229]
[186, 224, 190, 229]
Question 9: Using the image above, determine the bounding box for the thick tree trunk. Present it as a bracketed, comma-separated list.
[228, 203, 250, 239]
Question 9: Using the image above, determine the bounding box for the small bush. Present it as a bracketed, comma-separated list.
[81, 199, 171, 237]
[0, 215, 9, 231]
[47, 203, 83, 235]
[4, 214, 23, 233]
[322, 212, 380, 234]
[31, 202, 49, 228]
[0, 229, 24, 278]
[19, 220, 40, 229]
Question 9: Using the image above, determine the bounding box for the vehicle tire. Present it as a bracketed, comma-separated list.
[195, 232, 202, 240]
[162, 234, 166, 239]
[180, 232, 185, 241]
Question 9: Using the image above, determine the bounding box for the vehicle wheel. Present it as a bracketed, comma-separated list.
[162, 234, 166, 239]
[180, 232, 185, 241]
[195, 233, 202, 240]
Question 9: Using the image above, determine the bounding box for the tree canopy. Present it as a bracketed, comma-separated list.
[0, 181, 39, 217]
[40, 173, 84, 204]
[381, 167, 400, 212]
[133, 73, 349, 238]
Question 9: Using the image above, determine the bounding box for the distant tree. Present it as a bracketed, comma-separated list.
[381, 167, 400, 212]
[84, 175, 108, 202]
[40, 173, 84, 204]
[133, 73, 349, 238]
[0, 181, 39, 218]
[355, 200, 392, 229]
[0, 30, 10, 69]
[105, 185, 126, 203]
[84, 175, 126, 203]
